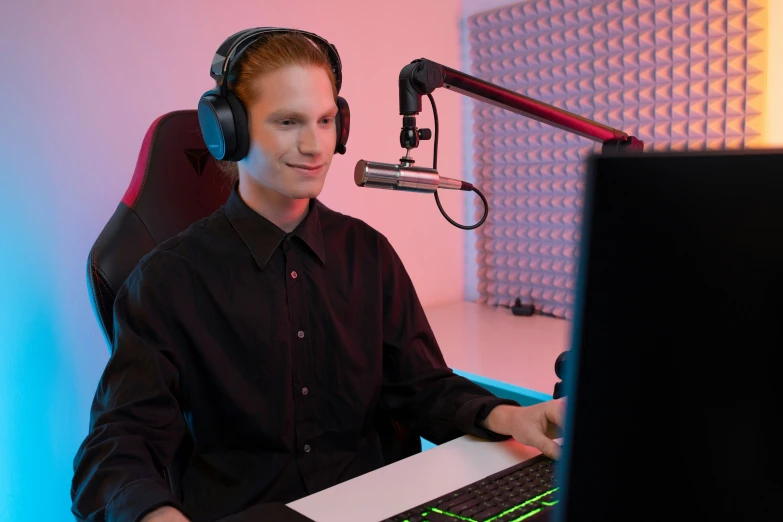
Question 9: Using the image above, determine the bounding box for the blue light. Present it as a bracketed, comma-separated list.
[0, 160, 101, 521]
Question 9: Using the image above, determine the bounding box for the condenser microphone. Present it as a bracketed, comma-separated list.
[354, 160, 472, 193]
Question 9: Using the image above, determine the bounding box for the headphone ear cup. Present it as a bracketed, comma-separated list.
[334, 96, 350, 155]
[224, 90, 250, 161]
[198, 91, 237, 161]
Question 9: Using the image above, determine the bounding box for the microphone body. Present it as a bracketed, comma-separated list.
[354, 160, 468, 193]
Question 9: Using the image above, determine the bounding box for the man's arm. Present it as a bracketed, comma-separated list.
[376, 234, 520, 445]
[72, 256, 189, 522]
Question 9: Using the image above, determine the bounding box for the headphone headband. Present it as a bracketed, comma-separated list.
[209, 27, 343, 96]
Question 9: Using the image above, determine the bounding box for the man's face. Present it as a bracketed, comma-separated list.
[239, 65, 338, 200]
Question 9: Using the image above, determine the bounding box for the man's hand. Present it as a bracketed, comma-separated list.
[481, 399, 566, 460]
[140, 506, 190, 522]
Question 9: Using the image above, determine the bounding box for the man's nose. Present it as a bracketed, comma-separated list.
[298, 124, 322, 155]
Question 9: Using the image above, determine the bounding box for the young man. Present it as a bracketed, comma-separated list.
[71, 30, 565, 522]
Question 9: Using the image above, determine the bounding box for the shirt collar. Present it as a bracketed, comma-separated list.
[225, 182, 326, 269]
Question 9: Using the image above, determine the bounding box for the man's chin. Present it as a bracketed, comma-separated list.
[286, 187, 323, 201]
[289, 180, 325, 200]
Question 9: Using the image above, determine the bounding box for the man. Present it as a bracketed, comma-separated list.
[71, 30, 565, 522]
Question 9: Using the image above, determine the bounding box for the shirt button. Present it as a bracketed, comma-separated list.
[297, 331, 305, 339]
[304, 444, 311, 453]
[302, 387, 308, 396]
[291, 271, 298, 279]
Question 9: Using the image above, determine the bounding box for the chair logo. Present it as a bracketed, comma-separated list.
[185, 148, 210, 176]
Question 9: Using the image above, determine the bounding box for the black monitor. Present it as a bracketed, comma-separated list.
[556, 149, 783, 522]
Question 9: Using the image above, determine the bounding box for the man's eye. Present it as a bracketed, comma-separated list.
[321, 117, 334, 124]
[280, 120, 296, 126]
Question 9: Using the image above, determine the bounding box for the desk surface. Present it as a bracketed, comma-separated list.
[288, 435, 543, 522]
[423, 301, 571, 396]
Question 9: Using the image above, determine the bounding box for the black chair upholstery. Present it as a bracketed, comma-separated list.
[86, 109, 421, 502]
[87, 110, 233, 347]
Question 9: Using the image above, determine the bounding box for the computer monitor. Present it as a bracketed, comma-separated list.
[556, 149, 783, 522]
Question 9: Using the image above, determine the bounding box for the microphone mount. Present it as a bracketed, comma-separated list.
[398, 58, 644, 154]
[398, 58, 645, 400]
[400, 116, 432, 158]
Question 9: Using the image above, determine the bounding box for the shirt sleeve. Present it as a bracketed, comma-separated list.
[376, 234, 520, 445]
[71, 254, 189, 522]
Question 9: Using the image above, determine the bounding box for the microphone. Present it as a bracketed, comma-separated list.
[354, 160, 472, 193]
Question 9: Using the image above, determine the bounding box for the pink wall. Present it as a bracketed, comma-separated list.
[0, 1, 464, 520]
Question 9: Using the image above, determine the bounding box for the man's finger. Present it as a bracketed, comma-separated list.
[546, 399, 566, 430]
[528, 431, 562, 460]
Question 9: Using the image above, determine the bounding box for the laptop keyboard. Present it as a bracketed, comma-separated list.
[381, 454, 558, 522]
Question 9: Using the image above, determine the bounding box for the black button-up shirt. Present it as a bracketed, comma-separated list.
[71, 185, 517, 522]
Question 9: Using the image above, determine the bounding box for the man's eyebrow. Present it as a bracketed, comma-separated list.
[267, 107, 339, 119]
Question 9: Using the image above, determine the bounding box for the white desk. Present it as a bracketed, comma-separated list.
[288, 301, 569, 521]
[424, 301, 571, 396]
[288, 435, 544, 522]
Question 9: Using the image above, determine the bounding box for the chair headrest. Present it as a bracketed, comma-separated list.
[88, 110, 233, 347]
[122, 110, 233, 243]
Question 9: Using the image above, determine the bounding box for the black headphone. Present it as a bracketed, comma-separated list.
[197, 27, 350, 161]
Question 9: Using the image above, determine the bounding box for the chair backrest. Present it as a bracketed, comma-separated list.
[87, 110, 233, 347]
[85, 109, 420, 502]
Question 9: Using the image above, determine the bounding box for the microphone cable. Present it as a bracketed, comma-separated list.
[427, 93, 489, 230]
